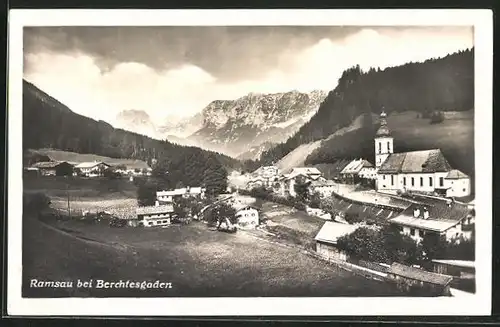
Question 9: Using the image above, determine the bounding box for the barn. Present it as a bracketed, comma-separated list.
[387, 262, 453, 296]
[314, 221, 358, 262]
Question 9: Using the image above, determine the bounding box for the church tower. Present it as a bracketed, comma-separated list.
[374, 111, 394, 168]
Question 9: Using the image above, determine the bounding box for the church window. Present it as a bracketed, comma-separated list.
[420, 177, 423, 187]
[439, 177, 444, 187]
[411, 177, 415, 186]
[387, 141, 391, 152]
[378, 142, 381, 154]
[391, 175, 394, 185]
[383, 175, 385, 180]
[429, 177, 433, 187]
[403, 177, 406, 186]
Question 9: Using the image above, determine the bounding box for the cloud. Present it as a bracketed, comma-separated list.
[23, 27, 473, 124]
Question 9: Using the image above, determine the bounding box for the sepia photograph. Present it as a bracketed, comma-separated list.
[7, 9, 492, 316]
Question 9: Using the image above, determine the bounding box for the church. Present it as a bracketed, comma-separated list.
[374, 112, 471, 198]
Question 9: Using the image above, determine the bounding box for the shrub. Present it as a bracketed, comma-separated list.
[137, 182, 157, 207]
[23, 192, 51, 212]
[429, 111, 445, 124]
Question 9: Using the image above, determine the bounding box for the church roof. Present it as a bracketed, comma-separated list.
[378, 149, 452, 174]
[445, 169, 469, 179]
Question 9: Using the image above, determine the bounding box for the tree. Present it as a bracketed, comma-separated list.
[205, 202, 237, 227]
[173, 196, 191, 218]
[55, 163, 74, 176]
[294, 177, 311, 202]
[137, 181, 157, 207]
[309, 191, 322, 208]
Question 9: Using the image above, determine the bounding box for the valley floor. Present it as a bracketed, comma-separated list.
[22, 176, 404, 298]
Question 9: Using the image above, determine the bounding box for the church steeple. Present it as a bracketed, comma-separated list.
[374, 110, 394, 168]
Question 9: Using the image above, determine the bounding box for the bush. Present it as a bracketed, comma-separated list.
[137, 182, 157, 207]
[24, 192, 51, 212]
[429, 111, 445, 124]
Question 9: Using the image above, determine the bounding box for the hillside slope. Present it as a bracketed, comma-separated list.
[23, 80, 239, 192]
[306, 110, 474, 178]
[275, 114, 369, 172]
[260, 49, 474, 165]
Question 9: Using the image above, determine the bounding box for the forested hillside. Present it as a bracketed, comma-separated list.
[23, 80, 239, 193]
[259, 49, 474, 166]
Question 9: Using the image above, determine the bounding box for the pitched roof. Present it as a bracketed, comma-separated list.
[388, 262, 453, 286]
[136, 204, 174, 215]
[32, 161, 72, 169]
[290, 167, 322, 176]
[431, 259, 475, 269]
[157, 187, 205, 197]
[389, 196, 469, 232]
[75, 161, 110, 169]
[378, 149, 452, 174]
[314, 221, 358, 245]
[341, 159, 372, 174]
[445, 169, 469, 179]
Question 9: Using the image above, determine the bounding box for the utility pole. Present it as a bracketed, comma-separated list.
[66, 177, 71, 218]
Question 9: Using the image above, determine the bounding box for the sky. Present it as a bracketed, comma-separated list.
[23, 26, 474, 124]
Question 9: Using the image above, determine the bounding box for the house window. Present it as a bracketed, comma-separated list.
[429, 177, 433, 187]
[420, 177, 423, 187]
[411, 177, 415, 186]
[391, 175, 394, 185]
[403, 177, 406, 186]
[410, 228, 415, 236]
[439, 177, 444, 187]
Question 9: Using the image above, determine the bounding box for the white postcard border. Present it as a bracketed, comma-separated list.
[7, 9, 493, 316]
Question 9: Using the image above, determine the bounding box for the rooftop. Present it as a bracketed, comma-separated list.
[314, 221, 358, 245]
[75, 161, 110, 169]
[32, 161, 72, 169]
[388, 262, 453, 286]
[431, 259, 475, 269]
[389, 196, 469, 232]
[378, 149, 452, 174]
[445, 169, 469, 179]
[341, 159, 374, 174]
[136, 204, 174, 215]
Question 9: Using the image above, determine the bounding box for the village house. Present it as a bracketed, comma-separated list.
[136, 203, 174, 227]
[374, 111, 471, 197]
[279, 167, 323, 197]
[156, 186, 206, 203]
[340, 159, 375, 183]
[31, 161, 74, 176]
[309, 179, 337, 198]
[75, 161, 111, 177]
[314, 221, 359, 261]
[387, 262, 453, 296]
[389, 195, 473, 243]
[431, 259, 475, 279]
[246, 177, 267, 190]
[234, 204, 259, 229]
[113, 161, 152, 176]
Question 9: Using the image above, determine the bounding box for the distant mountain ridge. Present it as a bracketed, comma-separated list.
[187, 90, 327, 158]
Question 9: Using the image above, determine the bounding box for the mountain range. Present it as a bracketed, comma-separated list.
[114, 90, 327, 159]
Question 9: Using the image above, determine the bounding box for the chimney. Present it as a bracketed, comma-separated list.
[413, 208, 420, 218]
[423, 207, 429, 219]
[155, 200, 159, 207]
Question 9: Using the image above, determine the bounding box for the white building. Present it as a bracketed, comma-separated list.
[389, 195, 474, 243]
[309, 179, 337, 198]
[340, 159, 375, 182]
[136, 204, 174, 227]
[75, 161, 111, 177]
[234, 204, 259, 229]
[156, 186, 206, 203]
[374, 111, 471, 198]
[279, 167, 323, 197]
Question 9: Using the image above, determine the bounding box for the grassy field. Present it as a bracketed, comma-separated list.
[23, 177, 404, 298]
